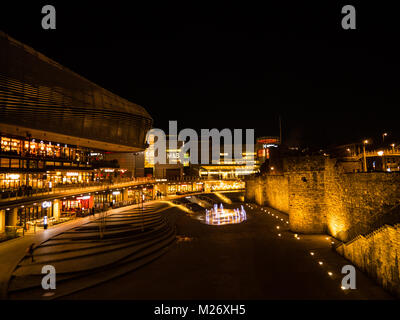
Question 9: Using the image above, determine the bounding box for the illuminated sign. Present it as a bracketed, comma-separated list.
[77, 196, 91, 200]
[257, 137, 280, 145]
[42, 201, 52, 209]
[66, 172, 79, 177]
[263, 144, 278, 149]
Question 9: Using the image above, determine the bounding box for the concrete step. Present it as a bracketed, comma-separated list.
[11, 226, 174, 277]
[17, 225, 171, 265]
[8, 228, 176, 298]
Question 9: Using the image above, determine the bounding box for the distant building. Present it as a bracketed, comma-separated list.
[144, 134, 188, 179]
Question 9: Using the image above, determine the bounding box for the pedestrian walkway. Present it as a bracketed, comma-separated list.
[65, 195, 393, 300]
[0, 198, 174, 299]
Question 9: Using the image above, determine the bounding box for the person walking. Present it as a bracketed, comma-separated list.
[27, 243, 35, 263]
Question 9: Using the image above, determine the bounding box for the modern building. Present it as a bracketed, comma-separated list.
[145, 134, 188, 179]
[0, 31, 153, 233]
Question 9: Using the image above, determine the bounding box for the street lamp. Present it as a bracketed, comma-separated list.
[391, 144, 395, 152]
[382, 133, 388, 143]
[363, 140, 368, 172]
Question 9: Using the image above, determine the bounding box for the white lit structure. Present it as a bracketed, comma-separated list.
[205, 204, 246, 225]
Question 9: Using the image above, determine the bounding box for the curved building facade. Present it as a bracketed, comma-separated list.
[0, 31, 152, 152]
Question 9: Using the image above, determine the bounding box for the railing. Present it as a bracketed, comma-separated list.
[0, 177, 156, 203]
[0, 176, 244, 204]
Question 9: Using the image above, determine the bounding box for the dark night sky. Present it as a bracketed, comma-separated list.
[1, 2, 400, 148]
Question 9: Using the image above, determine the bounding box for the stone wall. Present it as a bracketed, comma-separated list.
[285, 156, 327, 233]
[324, 160, 400, 240]
[245, 174, 289, 214]
[246, 155, 400, 297]
[246, 156, 400, 241]
[336, 224, 400, 298]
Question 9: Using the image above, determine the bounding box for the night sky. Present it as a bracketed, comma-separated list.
[1, 2, 400, 148]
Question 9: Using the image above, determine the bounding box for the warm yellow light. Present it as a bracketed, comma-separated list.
[377, 151, 384, 156]
[341, 286, 347, 290]
[310, 252, 314, 256]
[278, 234, 281, 237]
[276, 226, 280, 229]
[363, 140, 368, 144]
[319, 261, 323, 265]
[328, 272, 333, 276]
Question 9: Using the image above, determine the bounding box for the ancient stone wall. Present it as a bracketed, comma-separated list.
[336, 224, 400, 298]
[246, 156, 400, 241]
[245, 175, 289, 213]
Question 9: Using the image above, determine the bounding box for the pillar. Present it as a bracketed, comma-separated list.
[122, 189, 129, 201]
[53, 200, 60, 221]
[0, 209, 5, 233]
[6, 208, 18, 227]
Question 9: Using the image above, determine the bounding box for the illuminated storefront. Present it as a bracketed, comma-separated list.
[166, 182, 204, 195]
[204, 180, 245, 192]
[0, 133, 97, 193]
[1, 136, 89, 161]
[61, 195, 94, 215]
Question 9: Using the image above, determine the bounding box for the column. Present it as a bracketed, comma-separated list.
[6, 208, 18, 227]
[53, 200, 60, 221]
[122, 189, 129, 201]
[0, 209, 5, 233]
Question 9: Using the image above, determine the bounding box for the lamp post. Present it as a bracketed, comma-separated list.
[391, 144, 395, 153]
[363, 140, 368, 172]
[382, 133, 388, 143]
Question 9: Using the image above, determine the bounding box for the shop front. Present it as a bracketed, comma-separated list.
[166, 182, 204, 195]
[61, 195, 94, 217]
[12, 200, 56, 231]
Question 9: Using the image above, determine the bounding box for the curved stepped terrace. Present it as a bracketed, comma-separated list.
[8, 203, 176, 299]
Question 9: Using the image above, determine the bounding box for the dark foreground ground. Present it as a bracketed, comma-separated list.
[63, 199, 392, 300]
